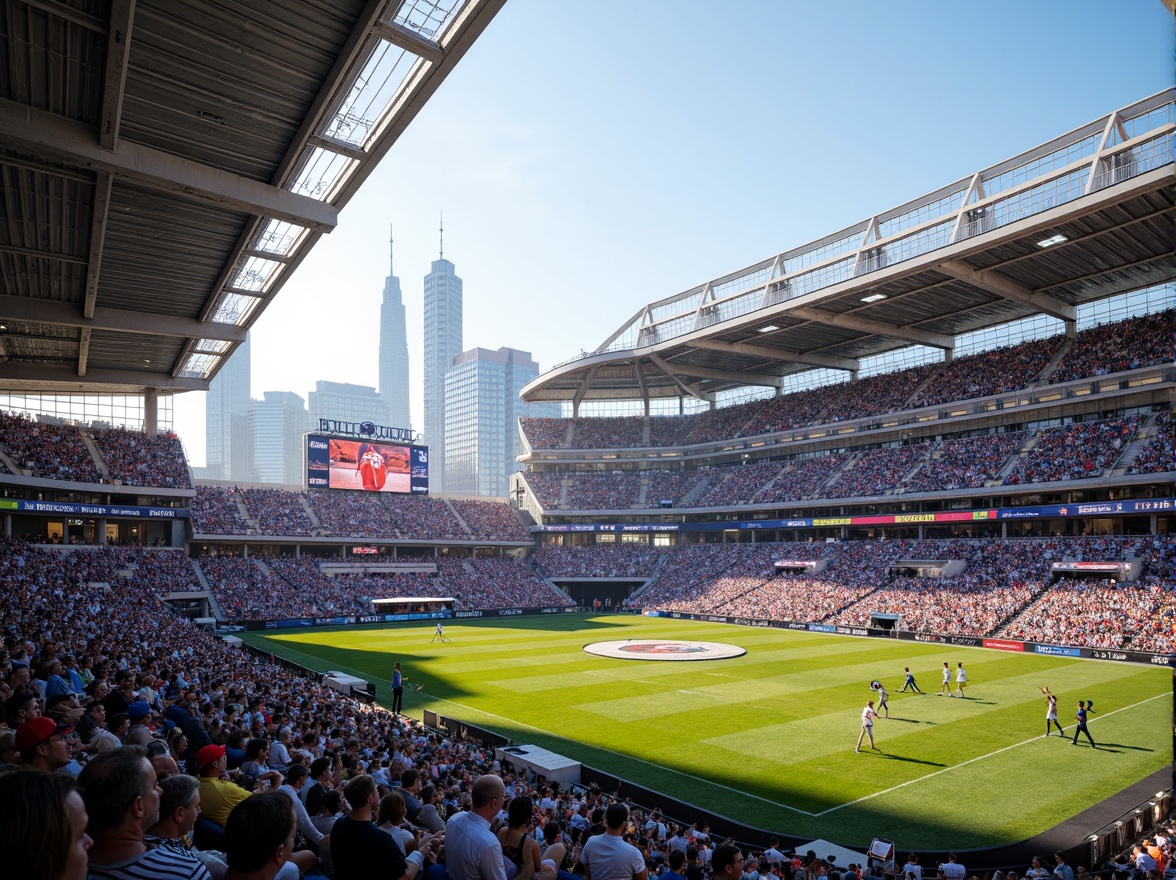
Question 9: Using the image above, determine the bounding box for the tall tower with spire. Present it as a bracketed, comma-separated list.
[379, 226, 411, 431]
[422, 213, 462, 492]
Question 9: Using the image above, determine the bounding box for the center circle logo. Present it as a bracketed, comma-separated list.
[583, 639, 746, 661]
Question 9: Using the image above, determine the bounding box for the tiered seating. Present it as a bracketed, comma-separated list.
[901, 432, 1025, 493]
[91, 427, 192, 488]
[239, 487, 317, 536]
[533, 543, 662, 578]
[1003, 416, 1140, 485]
[911, 336, 1063, 407]
[190, 487, 250, 534]
[448, 498, 528, 540]
[1048, 308, 1175, 383]
[821, 445, 928, 498]
[1125, 413, 1175, 475]
[0, 410, 101, 482]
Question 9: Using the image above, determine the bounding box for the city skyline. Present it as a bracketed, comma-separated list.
[174, 0, 1172, 468]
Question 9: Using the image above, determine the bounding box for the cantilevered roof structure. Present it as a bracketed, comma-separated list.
[522, 90, 1176, 410]
[0, 0, 503, 394]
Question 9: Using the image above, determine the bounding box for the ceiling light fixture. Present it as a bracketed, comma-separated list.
[758, 325, 779, 333]
[861, 293, 888, 303]
[1036, 233, 1067, 248]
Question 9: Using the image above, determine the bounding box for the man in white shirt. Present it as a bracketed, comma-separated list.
[855, 700, 880, 753]
[447, 775, 526, 880]
[940, 854, 966, 880]
[582, 803, 647, 880]
[277, 763, 325, 851]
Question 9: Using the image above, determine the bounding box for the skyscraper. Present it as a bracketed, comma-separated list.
[444, 347, 558, 497]
[378, 228, 411, 431]
[422, 218, 462, 492]
[205, 333, 254, 482]
[307, 380, 391, 428]
[252, 391, 310, 486]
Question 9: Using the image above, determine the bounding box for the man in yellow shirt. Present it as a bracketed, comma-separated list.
[196, 743, 250, 826]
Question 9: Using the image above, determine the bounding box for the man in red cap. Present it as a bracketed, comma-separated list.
[16, 716, 73, 772]
[197, 743, 250, 826]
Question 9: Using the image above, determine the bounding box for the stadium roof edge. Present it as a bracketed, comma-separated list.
[523, 89, 1176, 407]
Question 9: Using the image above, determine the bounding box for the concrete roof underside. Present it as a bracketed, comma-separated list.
[0, 0, 503, 394]
[522, 91, 1176, 406]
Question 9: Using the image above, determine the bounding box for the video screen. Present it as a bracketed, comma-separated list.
[306, 434, 428, 494]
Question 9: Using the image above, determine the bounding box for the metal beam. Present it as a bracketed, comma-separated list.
[0, 295, 246, 341]
[0, 99, 338, 232]
[657, 360, 782, 388]
[788, 306, 955, 351]
[647, 354, 755, 394]
[98, 0, 134, 150]
[77, 327, 91, 377]
[0, 243, 88, 265]
[940, 260, 1076, 322]
[690, 338, 859, 372]
[307, 134, 368, 162]
[0, 363, 206, 391]
[16, 0, 107, 33]
[371, 20, 445, 64]
[571, 365, 600, 409]
[83, 171, 112, 318]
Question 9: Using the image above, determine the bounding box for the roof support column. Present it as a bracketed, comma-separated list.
[1065, 319, 1077, 338]
[143, 388, 158, 434]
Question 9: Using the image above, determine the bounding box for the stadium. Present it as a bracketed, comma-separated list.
[0, 1, 1173, 879]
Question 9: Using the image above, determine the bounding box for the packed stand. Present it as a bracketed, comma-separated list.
[738, 386, 831, 436]
[570, 416, 645, 449]
[561, 472, 643, 510]
[239, 488, 317, 537]
[91, 427, 192, 488]
[448, 498, 528, 541]
[534, 543, 663, 579]
[911, 336, 1063, 408]
[305, 490, 399, 539]
[435, 557, 569, 608]
[820, 445, 929, 499]
[521, 472, 565, 509]
[1003, 416, 1140, 485]
[1048, 308, 1175, 383]
[1000, 535, 1176, 652]
[386, 495, 468, 540]
[1125, 412, 1175, 475]
[198, 555, 332, 620]
[696, 461, 785, 506]
[191, 487, 251, 535]
[832, 539, 1046, 635]
[900, 431, 1025, 493]
[757, 453, 848, 503]
[519, 417, 571, 449]
[820, 362, 941, 423]
[714, 541, 892, 622]
[0, 410, 101, 482]
[635, 543, 780, 610]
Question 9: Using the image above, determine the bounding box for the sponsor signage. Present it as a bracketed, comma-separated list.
[315, 615, 353, 626]
[456, 610, 484, 618]
[787, 622, 808, 630]
[983, 638, 1025, 651]
[1050, 561, 1124, 574]
[914, 633, 941, 643]
[14, 500, 186, 518]
[1032, 644, 1082, 657]
[317, 418, 414, 443]
[534, 497, 1174, 535]
[807, 623, 836, 633]
[836, 626, 868, 636]
[949, 636, 980, 647]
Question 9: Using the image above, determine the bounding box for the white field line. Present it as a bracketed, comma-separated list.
[813, 691, 1169, 817]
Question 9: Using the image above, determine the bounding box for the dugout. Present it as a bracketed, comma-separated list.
[887, 559, 967, 579]
[774, 559, 829, 575]
[371, 596, 455, 614]
[868, 612, 901, 633]
[1049, 560, 1141, 582]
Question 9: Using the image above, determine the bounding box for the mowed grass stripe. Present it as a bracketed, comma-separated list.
[248, 616, 1167, 848]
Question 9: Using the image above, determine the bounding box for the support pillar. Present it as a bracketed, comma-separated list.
[144, 388, 159, 434]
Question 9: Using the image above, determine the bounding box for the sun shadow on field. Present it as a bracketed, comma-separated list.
[1096, 742, 1155, 752]
[873, 752, 947, 767]
[885, 717, 922, 724]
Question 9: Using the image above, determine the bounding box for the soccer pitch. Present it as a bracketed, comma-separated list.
[244, 615, 1170, 849]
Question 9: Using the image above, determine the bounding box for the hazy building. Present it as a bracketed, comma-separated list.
[444, 347, 557, 497]
[252, 391, 310, 486]
[308, 380, 391, 429]
[422, 230, 462, 492]
[205, 333, 254, 482]
[379, 230, 411, 431]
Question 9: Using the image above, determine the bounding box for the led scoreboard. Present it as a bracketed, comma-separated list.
[305, 433, 429, 495]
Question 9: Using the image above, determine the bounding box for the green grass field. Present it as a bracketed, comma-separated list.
[243, 615, 1170, 849]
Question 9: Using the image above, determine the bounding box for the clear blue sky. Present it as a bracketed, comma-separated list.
[175, 0, 1175, 466]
